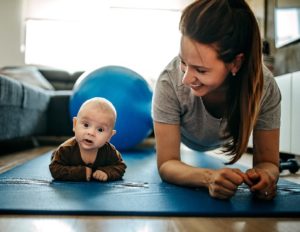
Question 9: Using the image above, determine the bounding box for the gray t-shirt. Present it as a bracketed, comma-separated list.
[152, 56, 281, 151]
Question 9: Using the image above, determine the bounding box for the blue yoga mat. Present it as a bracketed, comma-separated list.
[0, 148, 299, 216]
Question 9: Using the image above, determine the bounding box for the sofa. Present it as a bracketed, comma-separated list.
[0, 66, 83, 151]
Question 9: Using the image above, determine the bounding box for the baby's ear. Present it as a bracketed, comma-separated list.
[108, 130, 116, 142]
[72, 117, 77, 132]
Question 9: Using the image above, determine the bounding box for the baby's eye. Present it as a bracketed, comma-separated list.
[98, 128, 104, 133]
[83, 123, 89, 128]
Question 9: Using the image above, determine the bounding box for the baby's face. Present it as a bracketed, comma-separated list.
[73, 105, 115, 152]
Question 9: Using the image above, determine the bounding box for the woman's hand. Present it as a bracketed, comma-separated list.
[208, 168, 246, 199]
[93, 170, 108, 182]
[250, 129, 280, 200]
[245, 168, 278, 200]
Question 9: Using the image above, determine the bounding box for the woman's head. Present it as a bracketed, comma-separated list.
[180, 0, 260, 65]
[180, 0, 264, 163]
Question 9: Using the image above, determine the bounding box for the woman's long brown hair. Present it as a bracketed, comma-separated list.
[180, 0, 264, 163]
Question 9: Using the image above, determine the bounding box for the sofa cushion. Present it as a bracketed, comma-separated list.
[0, 66, 54, 90]
[38, 69, 83, 90]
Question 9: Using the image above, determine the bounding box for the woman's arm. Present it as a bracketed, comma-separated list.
[154, 121, 246, 199]
[246, 128, 280, 199]
[155, 121, 210, 186]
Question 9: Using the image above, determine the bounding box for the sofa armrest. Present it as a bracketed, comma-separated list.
[47, 91, 73, 136]
[0, 75, 50, 141]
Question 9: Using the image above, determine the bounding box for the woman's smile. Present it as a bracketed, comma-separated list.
[190, 83, 202, 89]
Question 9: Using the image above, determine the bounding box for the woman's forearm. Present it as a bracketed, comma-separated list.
[159, 159, 213, 188]
[159, 159, 247, 199]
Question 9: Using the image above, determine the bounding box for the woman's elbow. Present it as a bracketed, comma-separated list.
[158, 161, 171, 182]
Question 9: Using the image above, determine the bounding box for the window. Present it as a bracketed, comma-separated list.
[275, 8, 300, 48]
[24, 0, 191, 83]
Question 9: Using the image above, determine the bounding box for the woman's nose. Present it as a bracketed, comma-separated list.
[181, 66, 195, 85]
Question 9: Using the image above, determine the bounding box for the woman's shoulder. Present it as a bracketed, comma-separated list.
[262, 65, 274, 82]
[160, 56, 180, 79]
[157, 56, 182, 83]
[262, 65, 279, 95]
[164, 56, 180, 71]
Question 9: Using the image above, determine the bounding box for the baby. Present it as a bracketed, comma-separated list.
[49, 97, 126, 181]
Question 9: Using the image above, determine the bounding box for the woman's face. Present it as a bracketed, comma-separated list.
[179, 36, 232, 97]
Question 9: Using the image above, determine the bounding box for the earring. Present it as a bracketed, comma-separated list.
[232, 72, 236, 76]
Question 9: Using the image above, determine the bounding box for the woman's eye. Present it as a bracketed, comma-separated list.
[98, 128, 104, 133]
[180, 62, 186, 73]
[196, 69, 207, 74]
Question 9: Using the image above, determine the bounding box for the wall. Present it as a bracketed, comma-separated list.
[273, 0, 300, 76]
[0, 0, 299, 75]
[247, 0, 266, 38]
[275, 43, 300, 75]
[266, 0, 300, 76]
[0, 0, 25, 68]
[0, 0, 191, 76]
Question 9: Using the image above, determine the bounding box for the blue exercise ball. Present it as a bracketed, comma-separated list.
[70, 65, 153, 151]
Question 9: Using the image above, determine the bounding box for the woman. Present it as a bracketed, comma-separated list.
[152, 0, 281, 200]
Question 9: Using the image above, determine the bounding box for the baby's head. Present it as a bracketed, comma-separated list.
[73, 97, 117, 150]
[77, 97, 117, 128]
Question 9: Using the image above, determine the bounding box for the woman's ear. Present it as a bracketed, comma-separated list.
[231, 53, 244, 76]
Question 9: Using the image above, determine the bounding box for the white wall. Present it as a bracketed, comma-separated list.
[0, 0, 25, 67]
[275, 72, 300, 156]
[0, 0, 191, 78]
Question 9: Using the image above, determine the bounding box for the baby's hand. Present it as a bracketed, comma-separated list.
[86, 167, 92, 181]
[93, 170, 108, 182]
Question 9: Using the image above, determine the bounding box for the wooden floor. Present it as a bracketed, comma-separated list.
[0, 145, 300, 232]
